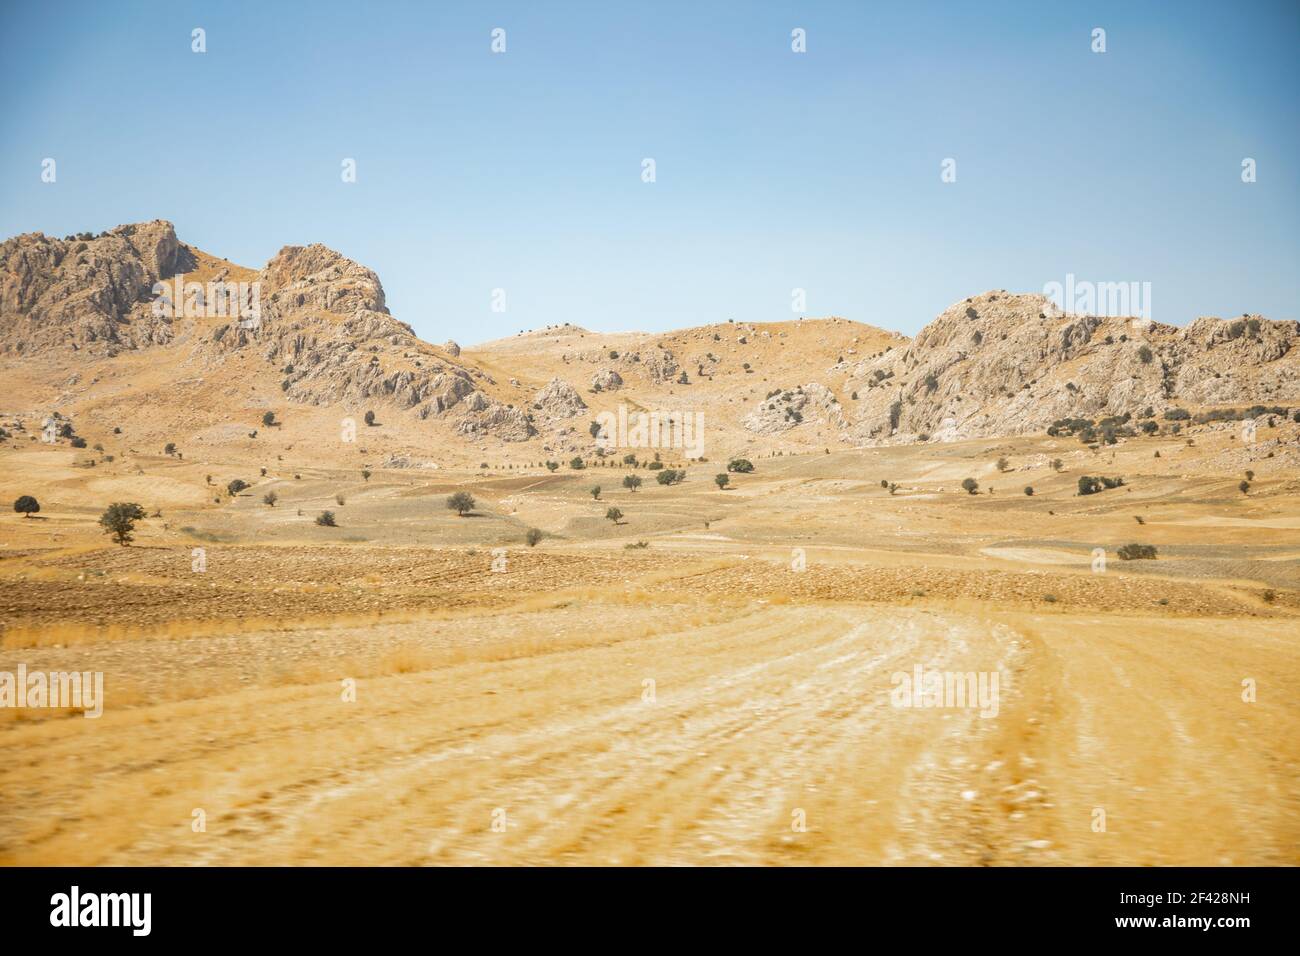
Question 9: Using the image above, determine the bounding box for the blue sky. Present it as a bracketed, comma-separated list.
[2, 0, 1296, 342]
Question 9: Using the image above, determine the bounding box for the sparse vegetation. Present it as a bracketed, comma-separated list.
[727, 459, 754, 473]
[1117, 543, 1157, 561]
[13, 495, 39, 517]
[1023, 486, 1033, 496]
[262, 411, 277, 427]
[227, 479, 249, 497]
[1077, 475, 1124, 496]
[715, 473, 730, 490]
[364, 410, 376, 426]
[447, 491, 475, 516]
[590, 486, 601, 500]
[263, 491, 278, 507]
[605, 506, 624, 524]
[99, 502, 145, 546]
[315, 510, 337, 527]
[622, 475, 642, 492]
[961, 478, 979, 495]
[526, 528, 544, 547]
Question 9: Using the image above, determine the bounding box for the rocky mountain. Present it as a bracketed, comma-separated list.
[834, 291, 1300, 443]
[2, 221, 1297, 462]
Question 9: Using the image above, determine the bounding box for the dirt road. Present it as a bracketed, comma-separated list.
[2, 601, 1294, 865]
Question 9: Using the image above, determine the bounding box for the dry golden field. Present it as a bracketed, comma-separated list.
[1, 424, 1298, 865]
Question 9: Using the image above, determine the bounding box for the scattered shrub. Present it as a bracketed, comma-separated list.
[315, 511, 337, 527]
[13, 495, 39, 517]
[263, 491, 278, 507]
[1117, 543, 1157, 561]
[961, 478, 979, 495]
[715, 473, 730, 489]
[622, 475, 642, 492]
[1077, 475, 1124, 496]
[727, 459, 754, 473]
[525, 528, 544, 547]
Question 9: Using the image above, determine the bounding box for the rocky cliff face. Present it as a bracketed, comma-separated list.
[0, 220, 186, 354]
[820, 291, 1300, 444]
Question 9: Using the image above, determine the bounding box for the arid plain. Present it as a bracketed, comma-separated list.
[1, 422, 1297, 865]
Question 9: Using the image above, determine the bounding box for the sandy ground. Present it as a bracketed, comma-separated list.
[0, 426, 1297, 865]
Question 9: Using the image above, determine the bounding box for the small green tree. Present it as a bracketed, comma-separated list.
[262, 411, 277, 427]
[364, 410, 376, 426]
[227, 479, 249, 496]
[263, 491, 278, 507]
[526, 528, 544, 547]
[961, 478, 979, 495]
[1239, 480, 1250, 494]
[316, 510, 337, 527]
[727, 459, 754, 473]
[622, 474, 642, 492]
[546, 460, 559, 472]
[164, 442, 176, 456]
[100, 502, 146, 546]
[996, 456, 1009, 472]
[447, 491, 475, 516]
[570, 457, 586, 470]
[590, 486, 601, 500]
[715, 473, 730, 490]
[361, 469, 372, 481]
[1024, 486, 1034, 496]
[13, 495, 39, 518]
[605, 506, 623, 524]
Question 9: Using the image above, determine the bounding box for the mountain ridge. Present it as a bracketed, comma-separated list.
[2, 221, 1297, 465]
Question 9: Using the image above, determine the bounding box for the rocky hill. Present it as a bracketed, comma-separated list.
[2, 221, 1297, 464]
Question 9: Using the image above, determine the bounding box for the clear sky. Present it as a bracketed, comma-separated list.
[2, 0, 1296, 343]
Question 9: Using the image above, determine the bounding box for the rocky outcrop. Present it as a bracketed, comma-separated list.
[743, 383, 846, 434]
[592, 368, 623, 390]
[532, 378, 587, 419]
[0, 220, 187, 354]
[837, 292, 1299, 443]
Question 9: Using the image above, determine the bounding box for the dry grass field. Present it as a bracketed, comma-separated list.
[1, 423, 1298, 865]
